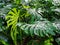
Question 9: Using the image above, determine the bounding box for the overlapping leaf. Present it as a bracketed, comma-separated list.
[17, 21, 57, 37]
[17, 9, 58, 37]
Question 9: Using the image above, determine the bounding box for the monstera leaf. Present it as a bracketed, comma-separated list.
[6, 8, 20, 28]
[6, 8, 20, 45]
[17, 21, 57, 37]
[17, 9, 59, 37]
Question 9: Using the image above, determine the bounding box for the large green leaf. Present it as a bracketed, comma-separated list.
[17, 20, 57, 37]
[6, 8, 20, 45]
[17, 9, 59, 37]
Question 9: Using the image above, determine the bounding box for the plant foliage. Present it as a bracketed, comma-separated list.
[0, 0, 60, 45]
